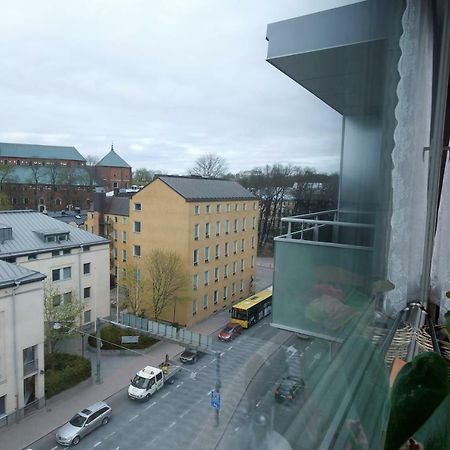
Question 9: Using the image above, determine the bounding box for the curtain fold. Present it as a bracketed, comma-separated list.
[386, 0, 433, 314]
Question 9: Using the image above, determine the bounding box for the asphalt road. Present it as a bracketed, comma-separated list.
[26, 317, 304, 450]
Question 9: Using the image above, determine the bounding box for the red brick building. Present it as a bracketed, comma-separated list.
[95, 145, 132, 191]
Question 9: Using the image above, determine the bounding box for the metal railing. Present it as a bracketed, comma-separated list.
[23, 359, 39, 376]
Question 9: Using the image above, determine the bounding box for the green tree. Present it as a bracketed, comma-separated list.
[43, 282, 85, 354]
[132, 168, 155, 185]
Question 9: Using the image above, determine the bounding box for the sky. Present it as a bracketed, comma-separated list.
[0, 1, 358, 175]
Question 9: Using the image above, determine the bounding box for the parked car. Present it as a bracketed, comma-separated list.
[56, 401, 112, 446]
[274, 376, 305, 403]
[218, 322, 243, 342]
[180, 348, 203, 364]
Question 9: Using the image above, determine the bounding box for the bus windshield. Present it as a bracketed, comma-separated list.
[232, 308, 247, 321]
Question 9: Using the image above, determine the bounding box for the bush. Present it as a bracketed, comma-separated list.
[45, 353, 91, 398]
[87, 325, 158, 350]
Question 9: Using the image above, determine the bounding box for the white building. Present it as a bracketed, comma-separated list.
[0, 210, 111, 326]
[0, 260, 46, 424]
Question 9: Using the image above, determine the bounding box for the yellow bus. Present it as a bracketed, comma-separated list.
[231, 286, 273, 329]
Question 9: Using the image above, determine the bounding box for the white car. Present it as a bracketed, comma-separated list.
[56, 401, 112, 446]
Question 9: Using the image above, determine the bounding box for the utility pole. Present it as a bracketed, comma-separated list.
[95, 317, 102, 384]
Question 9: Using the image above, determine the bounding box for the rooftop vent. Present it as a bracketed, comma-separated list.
[0, 224, 12, 243]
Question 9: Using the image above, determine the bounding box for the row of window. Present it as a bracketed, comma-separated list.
[193, 217, 256, 239]
[193, 239, 255, 265]
[112, 222, 141, 242]
[192, 279, 249, 315]
[51, 262, 91, 281]
[194, 202, 257, 216]
[192, 258, 254, 289]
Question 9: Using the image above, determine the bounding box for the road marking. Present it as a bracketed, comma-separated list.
[255, 400, 261, 408]
[145, 401, 157, 410]
[165, 421, 176, 431]
[206, 390, 212, 396]
[176, 382, 183, 388]
[93, 442, 102, 448]
[226, 346, 233, 351]
[220, 352, 225, 357]
[129, 414, 139, 422]
[105, 431, 116, 439]
[235, 427, 240, 431]
[180, 408, 191, 418]
[161, 392, 171, 399]
[50, 447, 58, 450]
[210, 358, 216, 364]
[202, 365, 208, 369]
[114, 447, 120, 450]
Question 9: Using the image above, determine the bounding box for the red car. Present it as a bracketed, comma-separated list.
[218, 323, 243, 342]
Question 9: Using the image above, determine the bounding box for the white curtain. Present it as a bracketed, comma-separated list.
[431, 152, 450, 321]
[386, 0, 433, 314]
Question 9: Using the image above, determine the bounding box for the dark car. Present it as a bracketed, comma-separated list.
[218, 322, 243, 342]
[180, 348, 203, 364]
[274, 376, 305, 402]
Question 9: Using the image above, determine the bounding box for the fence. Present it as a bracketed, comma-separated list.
[119, 312, 213, 350]
[0, 398, 42, 428]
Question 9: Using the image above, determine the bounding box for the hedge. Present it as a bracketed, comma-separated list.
[45, 353, 91, 398]
[87, 325, 158, 350]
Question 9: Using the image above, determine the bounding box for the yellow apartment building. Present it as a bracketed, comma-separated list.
[86, 176, 259, 326]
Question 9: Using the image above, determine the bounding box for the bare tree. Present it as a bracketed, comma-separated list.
[132, 168, 155, 186]
[0, 163, 15, 185]
[144, 249, 187, 322]
[28, 164, 44, 209]
[120, 260, 148, 316]
[43, 282, 85, 355]
[85, 154, 99, 187]
[189, 153, 228, 178]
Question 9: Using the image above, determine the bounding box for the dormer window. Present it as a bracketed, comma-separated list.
[34, 229, 70, 243]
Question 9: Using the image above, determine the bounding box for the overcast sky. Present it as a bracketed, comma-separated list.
[0, 1, 358, 175]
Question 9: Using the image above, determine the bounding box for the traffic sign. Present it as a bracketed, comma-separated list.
[210, 390, 221, 409]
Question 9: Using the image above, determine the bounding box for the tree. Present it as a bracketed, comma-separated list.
[132, 168, 155, 186]
[144, 249, 187, 322]
[43, 282, 85, 355]
[120, 260, 148, 315]
[28, 163, 44, 209]
[188, 153, 228, 178]
[85, 154, 99, 187]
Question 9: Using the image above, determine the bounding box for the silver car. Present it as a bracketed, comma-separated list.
[56, 401, 112, 446]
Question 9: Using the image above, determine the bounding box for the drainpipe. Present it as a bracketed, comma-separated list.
[11, 280, 21, 421]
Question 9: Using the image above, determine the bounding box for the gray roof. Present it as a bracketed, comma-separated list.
[105, 197, 130, 216]
[0, 259, 46, 288]
[158, 176, 256, 201]
[47, 210, 87, 226]
[0, 142, 85, 162]
[0, 210, 109, 258]
[96, 148, 131, 168]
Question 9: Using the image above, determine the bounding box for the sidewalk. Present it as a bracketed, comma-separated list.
[0, 310, 230, 450]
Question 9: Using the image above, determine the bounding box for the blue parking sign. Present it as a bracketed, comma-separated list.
[210, 390, 221, 409]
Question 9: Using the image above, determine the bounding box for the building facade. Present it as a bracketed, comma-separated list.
[87, 176, 259, 327]
[95, 145, 132, 191]
[0, 261, 46, 425]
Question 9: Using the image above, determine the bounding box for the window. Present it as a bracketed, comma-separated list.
[252, 216, 257, 229]
[204, 270, 210, 286]
[203, 294, 209, 309]
[235, 203, 239, 212]
[216, 204, 221, 213]
[206, 204, 211, 214]
[215, 244, 220, 259]
[224, 264, 228, 278]
[226, 203, 230, 213]
[193, 249, 199, 265]
[242, 218, 246, 231]
[194, 224, 199, 240]
[241, 238, 245, 252]
[215, 221, 221, 236]
[122, 217, 127, 225]
[223, 286, 227, 300]
[204, 246, 210, 262]
[0, 395, 5, 416]
[114, 248, 118, 259]
[122, 231, 127, 243]
[84, 310, 91, 324]
[243, 202, 247, 211]
[52, 294, 61, 306]
[233, 240, 238, 254]
[133, 245, 141, 257]
[114, 216, 118, 223]
[234, 219, 238, 233]
[225, 242, 229, 257]
[240, 279, 244, 292]
[133, 221, 141, 233]
[192, 299, 197, 316]
[253, 201, 257, 210]
[28, 254, 37, 261]
[205, 223, 210, 238]
[194, 205, 200, 215]
[213, 290, 218, 305]
[233, 261, 237, 275]
[214, 267, 219, 282]
[225, 219, 230, 234]
[134, 203, 142, 211]
[251, 255, 254, 268]
[52, 266, 71, 281]
[63, 292, 72, 304]
[232, 282, 236, 295]
[251, 236, 255, 249]
[240, 259, 244, 272]
[122, 249, 127, 261]
[192, 274, 198, 291]
[113, 230, 118, 241]
[83, 263, 91, 275]
[84, 287, 91, 299]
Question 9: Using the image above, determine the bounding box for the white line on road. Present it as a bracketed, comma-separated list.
[145, 401, 157, 410]
[180, 408, 191, 418]
[93, 442, 102, 448]
[105, 431, 116, 439]
[202, 365, 208, 369]
[176, 382, 183, 388]
[220, 352, 225, 357]
[50, 447, 58, 450]
[129, 414, 139, 422]
[114, 447, 120, 450]
[235, 427, 240, 431]
[165, 421, 176, 431]
[226, 346, 233, 351]
[209, 358, 216, 364]
[161, 392, 171, 399]
[206, 390, 212, 396]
